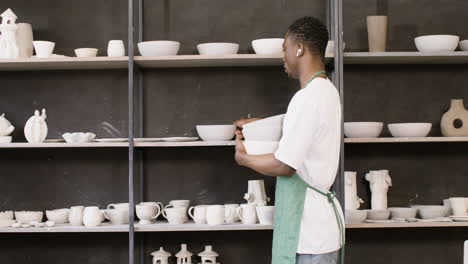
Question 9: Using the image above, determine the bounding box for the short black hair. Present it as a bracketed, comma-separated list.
[287, 16, 329, 59]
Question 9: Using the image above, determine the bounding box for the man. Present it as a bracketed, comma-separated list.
[234, 17, 344, 264]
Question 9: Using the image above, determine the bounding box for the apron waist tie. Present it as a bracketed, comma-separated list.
[309, 186, 345, 264]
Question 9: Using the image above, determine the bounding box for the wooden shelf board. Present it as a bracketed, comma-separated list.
[135, 221, 272, 232]
[347, 222, 468, 229]
[344, 51, 468, 64]
[345, 137, 468, 143]
[0, 223, 129, 233]
[0, 57, 128, 71]
[0, 142, 129, 148]
[135, 54, 332, 68]
[135, 140, 235, 147]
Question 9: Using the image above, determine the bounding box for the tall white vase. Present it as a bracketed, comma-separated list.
[365, 170, 392, 210]
[345, 171, 363, 210]
[16, 23, 33, 58]
[367, 16, 388, 52]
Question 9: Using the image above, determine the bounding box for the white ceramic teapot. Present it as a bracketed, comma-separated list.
[24, 109, 48, 143]
[0, 113, 14, 136]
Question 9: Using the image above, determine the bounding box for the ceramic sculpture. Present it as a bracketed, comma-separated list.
[244, 180, 270, 206]
[152, 247, 171, 264]
[198, 245, 219, 264]
[0, 9, 19, 58]
[345, 171, 364, 210]
[24, 109, 48, 143]
[0, 113, 14, 143]
[176, 244, 193, 264]
[16, 23, 33, 58]
[367, 16, 387, 52]
[441, 99, 468, 137]
[365, 170, 392, 210]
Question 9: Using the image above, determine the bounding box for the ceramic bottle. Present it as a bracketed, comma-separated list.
[365, 170, 392, 210]
[345, 171, 364, 210]
[441, 99, 468, 137]
[24, 109, 48, 143]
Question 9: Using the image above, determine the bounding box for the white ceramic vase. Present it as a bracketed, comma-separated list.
[367, 16, 387, 52]
[365, 170, 392, 210]
[24, 109, 48, 143]
[244, 180, 270, 206]
[345, 171, 364, 210]
[16, 23, 33, 58]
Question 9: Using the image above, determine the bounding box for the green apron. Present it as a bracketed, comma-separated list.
[271, 70, 345, 264]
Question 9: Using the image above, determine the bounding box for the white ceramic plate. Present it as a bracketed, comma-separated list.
[95, 138, 128, 142]
[449, 216, 468, 222]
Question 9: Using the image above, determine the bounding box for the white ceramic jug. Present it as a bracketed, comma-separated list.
[244, 180, 270, 206]
[345, 171, 364, 210]
[24, 109, 48, 143]
[365, 170, 392, 210]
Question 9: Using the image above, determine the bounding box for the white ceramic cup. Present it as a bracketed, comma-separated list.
[188, 205, 208, 224]
[162, 207, 188, 224]
[33, 41, 55, 58]
[165, 200, 190, 209]
[237, 204, 258, 225]
[104, 209, 129, 225]
[107, 203, 129, 210]
[136, 204, 161, 225]
[225, 204, 240, 224]
[83, 206, 101, 227]
[206, 205, 231, 225]
[69, 206, 85, 226]
[450, 197, 468, 216]
[107, 40, 125, 57]
[256, 206, 275, 225]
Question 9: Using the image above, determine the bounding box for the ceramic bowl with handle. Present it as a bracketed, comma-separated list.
[344, 122, 383, 138]
[252, 38, 284, 55]
[46, 208, 71, 223]
[138, 41, 180, 56]
[414, 35, 459, 52]
[388, 123, 432, 137]
[196, 125, 236, 141]
[197, 43, 239, 55]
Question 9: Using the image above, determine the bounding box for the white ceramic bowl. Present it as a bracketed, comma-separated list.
[74, 48, 98, 58]
[33, 41, 55, 58]
[196, 125, 236, 141]
[345, 210, 367, 224]
[388, 123, 432, 137]
[197, 43, 239, 55]
[410, 205, 449, 219]
[414, 35, 460, 52]
[365, 210, 390, 220]
[244, 141, 279, 155]
[62, 132, 96, 143]
[138, 41, 180, 56]
[459, 40, 468, 51]
[0, 211, 14, 220]
[46, 208, 70, 223]
[252, 38, 284, 55]
[243, 114, 285, 129]
[242, 126, 282, 141]
[344, 122, 383, 138]
[388, 207, 417, 219]
[15, 211, 44, 223]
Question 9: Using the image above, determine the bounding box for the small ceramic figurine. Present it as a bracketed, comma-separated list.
[176, 244, 193, 264]
[151, 247, 171, 264]
[0, 8, 19, 58]
[345, 171, 364, 210]
[24, 109, 48, 143]
[441, 99, 468, 137]
[244, 180, 270, 206]
[366, 170, 392, 210]
[198, 245, 219, 264]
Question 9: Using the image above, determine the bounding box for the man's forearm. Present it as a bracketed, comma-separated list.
[237, 152, 295, 177]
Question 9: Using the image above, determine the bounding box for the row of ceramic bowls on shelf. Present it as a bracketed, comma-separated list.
[344, 122, 432, 138]
[196, 114, 284, 155]
[415, 35, 468, 52]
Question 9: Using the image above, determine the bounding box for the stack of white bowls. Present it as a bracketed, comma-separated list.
[243, 114, 284, 155]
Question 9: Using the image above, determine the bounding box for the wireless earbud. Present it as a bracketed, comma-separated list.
[296, 49, 302, 57]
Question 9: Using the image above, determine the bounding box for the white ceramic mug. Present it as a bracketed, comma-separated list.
[256, 206, 274, 225]
[162, 207, 187, 224]
[140, 201, 164, 213]
[237, 204, 258, 225]
[206, 205, 231, 226]
[104, 209, 129, 225]
[188, 205, 208, 224]
[107, 40, 125, 57]
[136, 204, 161, 225]
[69, 206, 85, 226]
[165, 200, 190, 209]
[33, 41, 55, 58]
[225, 204, 240, 224]
[107, 203, 129, 210]
[450, 197, 468, 216]
[83, 206, 101, 227]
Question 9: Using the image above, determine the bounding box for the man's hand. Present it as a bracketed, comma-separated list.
[233, 117, 262, 128]
[235, 130, 247, 166]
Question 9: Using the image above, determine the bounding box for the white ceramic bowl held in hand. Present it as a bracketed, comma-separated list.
[459, 40, 468, 51]
[196, 125, 236, 141]
[197, 43, 239, 55]
[75, 48, 98, 58]
[242, 126, 282, 141]
[244, 141, 279, 155]
[138, 41, 180, 56]
[252, 38, 284, 55]
[243, 114, 285, 129]
[414, 35, 460, 52]
[388, 123, 432, 137]
[344, 122, 383, 138]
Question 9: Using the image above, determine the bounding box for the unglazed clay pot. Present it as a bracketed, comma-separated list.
[16, 23, 33, 58]
[367, 16, 387, 52]
[441, 99, 468, 137]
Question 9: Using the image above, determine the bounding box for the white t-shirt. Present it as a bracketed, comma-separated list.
[274, 77, 344, 254]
